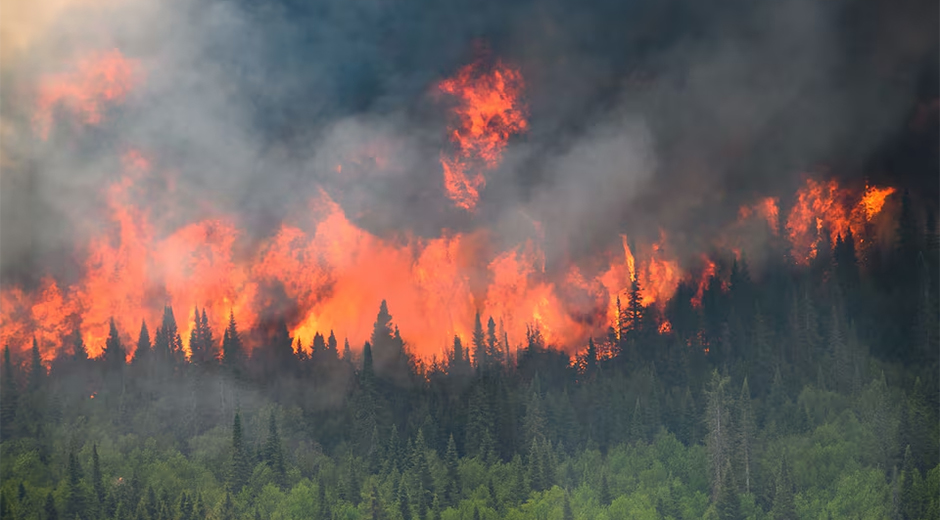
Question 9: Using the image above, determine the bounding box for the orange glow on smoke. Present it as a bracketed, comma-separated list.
[33, 49, 140, 140]
[437, 59, 528, 210]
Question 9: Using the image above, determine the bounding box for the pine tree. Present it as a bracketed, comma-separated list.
[132, 320, 151, 366]
[369, 484, 384, 520]
[584, 337, 598, 378]
[229, 412, 250, 493]
[317, 479, 331, 520]
[64, 450, 86, 520]
[771, 454, 797, 520]
[563, 491, 574, 520]
[263, 411, 286, 486]
[466, 383, 494, 460]
[156, 306, 184, 366]
[221, 311, 244, 376]
[412, 430, 434, 518]
[92, 444, 104, 504]
[71, 331, 88, 363]
[716, 460, 742, 520]
[599, 470, 611, 506]
[397, 477, 411, 520]
[736, 378, 755, 495]
[189, 307, 205, 365]
[218, 493, 235, 520]
[705, 370, 732, 500]
[327, 330, 339, 360]
[486, 316, 499, 370]
[472, 312, 486, 371]
[44, 491, 58, 520]
[443, 434, 461, 506]
[0, 346, 17, 439]
[28, 338, 44, 392]
[103, 318, 125, 372]
[901, 445, 926, 520]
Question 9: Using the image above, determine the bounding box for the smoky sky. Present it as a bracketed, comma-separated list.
[1, 0, 936, 283]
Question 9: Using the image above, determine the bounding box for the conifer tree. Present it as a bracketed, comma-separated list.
[771, 454, 796, 520]
[229, 412, 250, 493]
[72, 330, 88, 363]
[486, 316, 499, 370]
[444, 434, 460, 507]
[0, 346, 17, 439]
[413, 430, 433, 518]
[92, 444, 104, 504]
[466, 383, 494, 460]
[132, 320, 151, 366]
[64, 451, 86, 520]
[28, 338, 43, 392]
[563, 491, 574, 520]
[736, 378, 755, 495]
[317, 479, 330, 520]
[472, 312, 486, 371]
[44, 491, 58, 520]
[716, 460, 742, 520]
[397, 477, 411, 520]
[263, 411, 285, 486]
[103, 318, 125, 372]
[705, 370, 732, 500]
[599, 470, 611, 506]
[221, 311, 244, 376]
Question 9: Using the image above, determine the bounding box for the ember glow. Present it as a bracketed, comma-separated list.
[33, 49, 139, 140]
[437, 59, 528, 210]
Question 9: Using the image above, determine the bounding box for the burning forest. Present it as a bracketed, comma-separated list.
[0, 0, 937, 518]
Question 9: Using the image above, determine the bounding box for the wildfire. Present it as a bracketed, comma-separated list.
[437, 59, 528, 210]
[33, 49, 140, 140]
[0, 50, 905, 364]
[786, 178, 896, 264]
[690, 256, 717, 309]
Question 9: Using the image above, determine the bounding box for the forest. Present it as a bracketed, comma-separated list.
[1, 193, 938, 520]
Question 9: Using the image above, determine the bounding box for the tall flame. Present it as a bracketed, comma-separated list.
[786, 178, 896, 264]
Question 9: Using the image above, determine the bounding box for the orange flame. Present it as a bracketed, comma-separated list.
[33, 49, 140, 140]
[691, 256, 717, 309]
[437, 59, 528, 210]
[786, 178, 895, 265]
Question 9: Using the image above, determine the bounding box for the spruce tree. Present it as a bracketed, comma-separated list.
[0, 346, 17, 439]
[397, 478, 411, 520]
[472, 312, 486, 371]
[64, 451, 86, 520]
[44, 491, 58, 520]
[71, 331, 88, 363]
[221, 311, 244, 376]
[705, 370, 732, 500]
[103, 318, 125, 372]
[28, 338, 43, 392]
[486, 316, 499, 370]
[563, 492, 574, 520]
[771, 455, 797, 520]
[132, 320, 151, 366]
[444, 434, 460, 507]
[229, 412, 250, 493]
[92, 444, 104, 504]
[263, 411, 285, 486]
[715, 461, 742, 520]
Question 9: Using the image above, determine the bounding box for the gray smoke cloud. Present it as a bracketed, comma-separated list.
[1, 0, 935, 284]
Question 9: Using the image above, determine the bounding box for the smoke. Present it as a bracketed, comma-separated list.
[1, 0, 935, 309]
